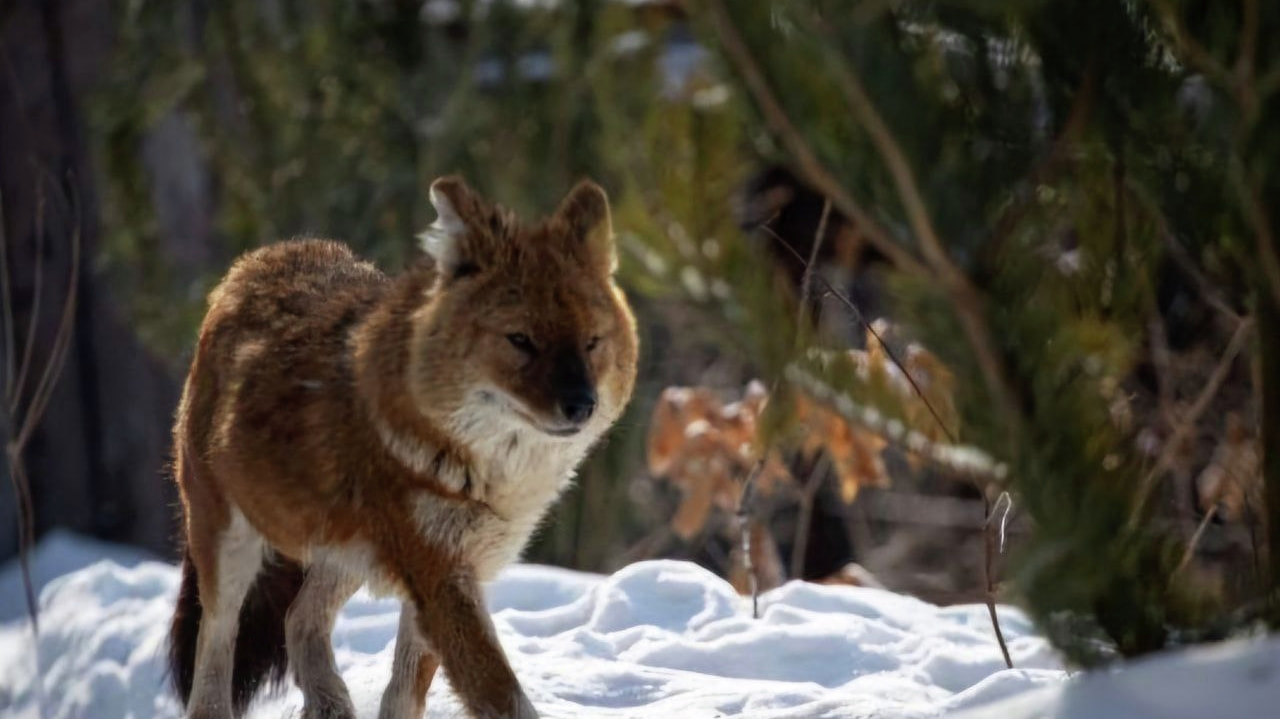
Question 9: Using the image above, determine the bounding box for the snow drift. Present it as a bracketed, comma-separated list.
[1, 534, 1277, 718]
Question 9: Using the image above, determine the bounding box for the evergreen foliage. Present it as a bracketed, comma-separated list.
[89, 0, 1278, 664]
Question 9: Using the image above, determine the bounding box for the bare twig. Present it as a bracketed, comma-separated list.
[761, 189, 1014, 668]
[762, 225, 960, 444]
[4, 457, 38, 629]
[737, 459, 766, 618]
[795, 198, 832, 333]
[1174, 505, 1218, 578]
[11, 181, 46, 416]
[786, 196, 836, 582]
[790, 453, 831, 580]
[16, 184, 80, 451]
[1130, 318, 1255, 526]
[984, 493, 1014, 669]
[707, 3, 1021, 661]
[3, 176, 81, 645]
[986, 491, 1014, 553]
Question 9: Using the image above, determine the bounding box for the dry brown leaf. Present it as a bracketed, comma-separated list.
[647, 386, 719, 477]
[793, 394, 889, 503]
[648, 382, 785, 538]
[1196, 413, 1261, 522]
[669, 455, 720, 539]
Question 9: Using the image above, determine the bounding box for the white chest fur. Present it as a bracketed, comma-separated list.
[421, 411, 598, 580]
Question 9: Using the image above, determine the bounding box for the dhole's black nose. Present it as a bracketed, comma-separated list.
[559, 390, 597, 425]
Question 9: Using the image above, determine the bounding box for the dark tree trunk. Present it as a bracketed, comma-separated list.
[0, 0, 181, 561]
[1259, 282, 1280, 627]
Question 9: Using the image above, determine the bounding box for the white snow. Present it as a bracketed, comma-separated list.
[0, 533, 1277, 718]
[0, 529, 156, 623]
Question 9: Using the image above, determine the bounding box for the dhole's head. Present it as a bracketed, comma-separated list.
[407, 177, 638, 444]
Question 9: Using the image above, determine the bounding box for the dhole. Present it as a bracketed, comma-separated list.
[167, 177, 638, 719]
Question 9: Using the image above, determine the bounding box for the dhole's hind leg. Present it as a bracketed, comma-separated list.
[285, 563, 361, 719]
[377, 602, 441, 719]
[187, 510, 264, 719]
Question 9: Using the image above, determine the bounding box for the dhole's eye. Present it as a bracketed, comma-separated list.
[506, 333, 536, 354]
[585, 335, 603, 353]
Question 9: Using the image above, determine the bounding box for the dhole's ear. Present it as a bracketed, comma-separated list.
[420, 176, 484, 278]
[556, 180, 617, 275]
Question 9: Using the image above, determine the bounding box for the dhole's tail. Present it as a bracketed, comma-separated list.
[168, 548, 306, 713]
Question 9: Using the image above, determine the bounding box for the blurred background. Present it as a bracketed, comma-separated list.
[1, 0, 1277, 665]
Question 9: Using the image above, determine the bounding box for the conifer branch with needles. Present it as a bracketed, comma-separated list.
[757, 226, 1013, 668]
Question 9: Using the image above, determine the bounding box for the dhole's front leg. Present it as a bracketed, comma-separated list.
[377, 602, 441, 719]
[402, 565, 536, 719]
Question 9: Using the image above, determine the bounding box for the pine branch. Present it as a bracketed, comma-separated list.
[761, 225, 961, 445]
[784, 365, 1005, 483]
[1130, 317, 1254, 527]
[804, 9, 1023, 441]
[702, 0, 930, 279]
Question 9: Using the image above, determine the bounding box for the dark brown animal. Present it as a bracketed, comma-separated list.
[168, 177, 639, 719]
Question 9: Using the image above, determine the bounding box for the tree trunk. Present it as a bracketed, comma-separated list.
[0, 0, 181, 561]
[1259, 276, 1280, 627]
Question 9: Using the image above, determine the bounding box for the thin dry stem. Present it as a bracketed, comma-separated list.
[1131, 317, 1255, 526]
[786, 197, 835, 581]
[17, 186, 80, 450]
[762, 225, 959, 444]
[4, 178, 82, 645]
[4, 454, 38, 632]
[766, 223, 1013, 665]
[11, 182, 46, 416]
[983, 495, 1014, 669]
[1174, 505, 1218, 578]
[795, 198, 833, 333]
[790, 454, 831, 581]
[708, 1, 1021, 662]
[737, 458, 766, 619]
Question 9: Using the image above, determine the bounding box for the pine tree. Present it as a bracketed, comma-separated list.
[93, 0, 1278, 661]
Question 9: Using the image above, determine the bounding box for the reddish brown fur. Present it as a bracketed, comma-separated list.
[169, 178, 638, 719]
